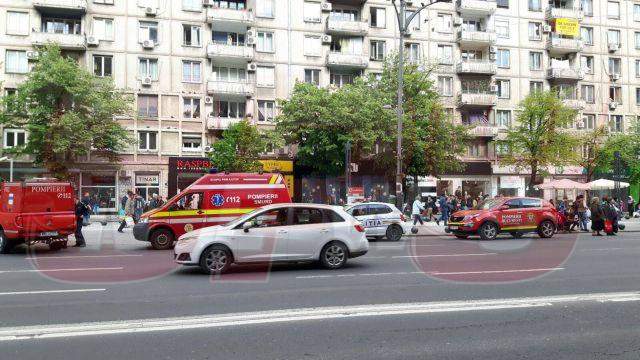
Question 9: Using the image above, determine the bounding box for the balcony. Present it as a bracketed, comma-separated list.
[456, 0, 496, 17]
[206, 42, 254, 62]
[207, 117, 243, 131]
[31, 32, 86, 50]
[326, 18, 369, 36]
[546, 37, 583, 55]
[546, 7, 583, 21]
[206, 8, 254, 29]
[458, 93, 497, 108]
[33, 0, 87, 14]
[206, 80, 255, 97]
[456, 61, 497, 75]
[326, 52, 369, 69]
[466, 125, 499, 138]
[546, 67, 583, 81]
[456, 30, 496, 49]
[563, 99, 586, 110]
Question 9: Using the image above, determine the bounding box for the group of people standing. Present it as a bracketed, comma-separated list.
[409, 193, 488, 227]
[554, 194, 625, 236]
[117, 191, 165, 232]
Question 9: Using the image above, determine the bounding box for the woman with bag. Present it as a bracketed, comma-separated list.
[118, 191, 135, 233]
[589, 197, 605, 236]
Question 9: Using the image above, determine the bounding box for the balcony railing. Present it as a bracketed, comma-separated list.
[466, 125, 498, 137]
[326, 52, 369, 69]
[563, 99, 586, 110]
[456, 30, 496, 47]
[33, 0, 87, 13]
[546, 67, 583, 80]
[546, 37, 583, 54]
[456, 61, 497, 75]
[326, 18, 369, 36]
[31, 32, 86, 50]
[206, 8, 255, 25]
[546, 7, 583, 20]
[206, 42, 254, 61]
[206, 117, 244, 131]
[458, 93, 497, 107]
[456, 0, 497, 16]
[206, 80, 255, 97]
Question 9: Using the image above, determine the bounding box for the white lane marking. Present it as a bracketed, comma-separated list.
[0, 267, 124, 274]
[579, 248, 631, 252]
[295, 268, 563, 279]
[392, 253, 497, 258]
[0, 289, 106, 296]
[432, 268, 564, 275]
[26, 255, 143, 260]
[370, 244, 456, 249]
[2, 291, 640, 341]
[361, 256, 387, 259]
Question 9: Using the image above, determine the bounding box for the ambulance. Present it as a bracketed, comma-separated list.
[133, 173, 292, 250]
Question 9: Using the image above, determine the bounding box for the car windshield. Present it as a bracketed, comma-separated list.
[475, 199, 503, 210]
[223, 207, 266, 228]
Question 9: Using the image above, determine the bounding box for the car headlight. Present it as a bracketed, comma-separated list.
[178, 235, 197, 244]
[463, 214, 480, 221]
[139, 217, 148, 223]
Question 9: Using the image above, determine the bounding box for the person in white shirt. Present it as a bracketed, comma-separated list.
[411, 196, 425, 225]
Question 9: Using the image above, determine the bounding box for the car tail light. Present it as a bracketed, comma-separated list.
[354, 224, 365, 233]
[14, 215, 23, 228]
[400, 214, 406, 222]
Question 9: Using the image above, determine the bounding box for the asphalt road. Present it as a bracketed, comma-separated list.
[1, 223, 640, 359]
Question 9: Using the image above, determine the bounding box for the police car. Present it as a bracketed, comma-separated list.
[345, 202, 411, 241]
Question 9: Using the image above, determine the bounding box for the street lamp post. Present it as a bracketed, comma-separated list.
[0, 156, 14, 182]
[390, 0, 450, 209]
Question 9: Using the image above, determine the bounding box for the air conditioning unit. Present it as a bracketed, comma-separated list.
[203, 145, 213, 153]
[145, 7, 157, 16]
[542, 24, 552, 33]
[608, 42, 619, 52]
[26, 51, 39, 60]
[489, 53, 496, 61]
[490, 84, 499, 93]
[202, 0, 214, 6]
[86, 36, 100, 46]
[204, 96, 213, 104]
[142, 39, 155, 49]
[247, 63, 258, 72]
[576, 117, 586, 129]
[246, 36, 256, 45]
[489, 46, 497, 53]
[406, 0, 413, 6]
[320, 2, 332, 11]
[141, 77, 153, 86]
[246, 29, 256, 38]
[609, 101, 618, 110]
[321, 34, 332, 44]
[611, 73, 620, 81]
[453, 17, 463, 26]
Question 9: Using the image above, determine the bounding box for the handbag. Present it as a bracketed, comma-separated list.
[604, 220, 613, 234]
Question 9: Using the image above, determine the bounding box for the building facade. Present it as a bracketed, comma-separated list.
[0, 0, 636, 207]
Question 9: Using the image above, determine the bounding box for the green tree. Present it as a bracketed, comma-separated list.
[596, 121, 640, 185]
[500, 90, 580, 193]
[0, 44, 132, 178]
[209, 119, 279, 172]
[577, 125, 608, 182]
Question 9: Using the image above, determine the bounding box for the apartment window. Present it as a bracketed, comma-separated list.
[467, 143, 481, 157]
[496, 110, 511, 128]
[6, 11, 29, 36]
[436, 44, 451, 65]
[580, 27, 593, 45]
[138, 131, 157, 151]
[212, 31, 246, 45]
[137, 95, 159, 118]
[581, 55, 594, 74]
[212, 0, 246, 9]
[256, 31, 274, 52]
[635, 4, 640, 22]
[581, 0, 593, 16]
[496, 142, 510, 156]
[609, 86, 622, 103]
[214, 100, 246, 118]
[370, 40, 385, 61]
[437, 76, 453, 97]
[258, 100, 275, 122]
[93, 55, 112, 77]
[138, 58, 159, 80]
[607, 1, 620, 19]
[182, 134, 202, 152]
[636, 88, 640, 105]
[404, 10, 420, 30]
[3, 129, 26, 149]
[212, 66, 247, 82]
[609, 115, 623, 132]
[528, 0, 541, 11]
[256, 0, 275, 18]
[530, 81, 543, 94]
[436, 13, 452, 33]
[182, 25, 201, 46]
[608, 29, 620, 47]
[304, 69, 320, 85]
[303, 1, 321, 23]
[495, 20, 509, 38]
[182, 0, 202, 11]
[608, 58, 621, 76]
[183, 98, 201, 119]
[330, 73, 356, 87]
[182, 61, 201, 83]
[303, 35, 321, 57]
[581, 84, 595, 104]
[331, 9, 358, 21]
[497, 80, 510, 99]
[528, 22, 541, 40]
[496, 49, 510, 68]
[41, 17, 81, 34]
[256, 66, 275, 87]
[497, 0, 509, 8]
[139, 21, 158, 42]
[406, 43, 421, 63]
[529, 52, 542, 70]
[635, 32, 640, 49]
[636, 60, 640, 77]
[579, 114, 595, 130]
[370, 7, 386, 28]
[5, 50, 28, 74]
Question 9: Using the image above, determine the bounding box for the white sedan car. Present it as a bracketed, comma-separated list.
[345, 202, 413, 241]
[174, 203, 369, 274]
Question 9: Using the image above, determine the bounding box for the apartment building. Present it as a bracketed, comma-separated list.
[0, 0, 636, 206]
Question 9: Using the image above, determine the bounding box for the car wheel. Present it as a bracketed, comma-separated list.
[385, 224, 403, 242]
[0, 231, 13, 254]
[454, 234, 469, 239]
[538, 220, 556, 238]
[320, 242, 348, 269]
[479, 222, 498, 240]
[199, 245, 233, 275]
[150, 229, 175, 250]
[510, 232, 523, 239]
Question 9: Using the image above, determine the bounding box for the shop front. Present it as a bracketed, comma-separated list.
[74, 171, 118, 214]
[134, 173, 161, 200]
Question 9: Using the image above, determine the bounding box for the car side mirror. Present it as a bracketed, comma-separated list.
[242, 222, 253, 233]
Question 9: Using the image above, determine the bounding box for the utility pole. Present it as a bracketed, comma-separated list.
[345, 141, 351, 204]
[391, 0, 450, 209]
[614, 151, 621, 201]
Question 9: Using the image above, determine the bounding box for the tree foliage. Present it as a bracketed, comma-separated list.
[577, 125, 608, 182]
[596, 121, 640, 184]
[0, 44, 132, 178]
[500, 90, 579, 192]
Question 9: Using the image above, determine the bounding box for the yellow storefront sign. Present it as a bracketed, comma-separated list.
[259, 160, 293, 173]
[555, 18, 579, 37]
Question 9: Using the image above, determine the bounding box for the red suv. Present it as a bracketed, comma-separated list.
[446, 197, 559, 240]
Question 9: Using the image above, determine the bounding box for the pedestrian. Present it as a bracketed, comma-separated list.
[74, 199, 90, 247]
[576, 195, 588, 231]
[134, 192, 145, 223]
[81, 192, 91, 225]
[590, 196, 605, 236]
[118, 191, 135, 233]
[437, 195, 450, 226]
[411, 196, 425, 226]
[91, 194, 100, 215]
[626, 196, 634, 219]
[120, 193, 128, 210]
[604, 197, 620, 235]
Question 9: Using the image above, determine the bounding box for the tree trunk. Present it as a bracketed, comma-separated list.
[528, 163, 538, 197]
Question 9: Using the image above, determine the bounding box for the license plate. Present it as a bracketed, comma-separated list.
[39, 231, 58, 237]
[449, 226, 458, 230]
[364, 219, 383, 228]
